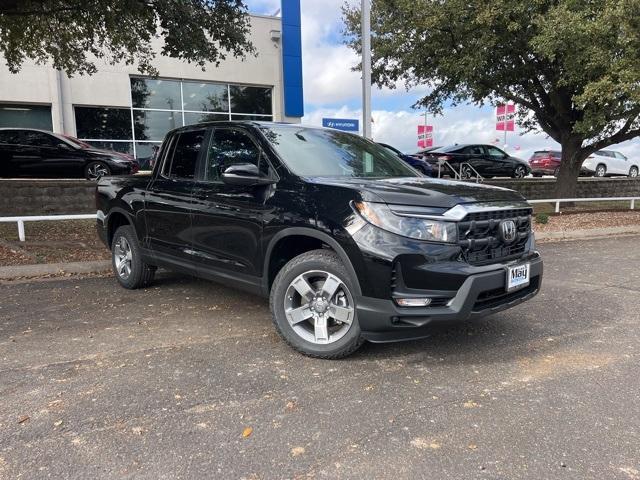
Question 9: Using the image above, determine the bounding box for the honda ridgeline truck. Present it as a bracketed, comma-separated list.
[96, 122, 542, 358]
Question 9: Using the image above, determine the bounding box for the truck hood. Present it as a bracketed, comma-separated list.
[306, 176, 525, 208]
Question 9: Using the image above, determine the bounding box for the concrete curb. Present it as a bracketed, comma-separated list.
[0, 260, 111, 280]
[536, 225, 640, 242]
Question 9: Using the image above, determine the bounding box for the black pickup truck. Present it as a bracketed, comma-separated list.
[96, 121, 542, 358]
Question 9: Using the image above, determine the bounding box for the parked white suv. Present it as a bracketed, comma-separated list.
[582, 150, 638, 178]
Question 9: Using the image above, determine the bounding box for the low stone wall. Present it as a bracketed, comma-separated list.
[485, 178, 640, 200]
[0, 179, 95, 216]
[1, 177, 639, 217]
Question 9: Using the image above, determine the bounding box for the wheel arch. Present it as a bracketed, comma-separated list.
[262, 228, 362, 297]
[106, 207, 135, 248]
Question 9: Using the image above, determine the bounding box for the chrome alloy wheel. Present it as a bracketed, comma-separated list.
[87, 163, 109, 181]
[284, 270, 355, 345]
[114, 236, 133, 280]
[514, 166, 527, 178]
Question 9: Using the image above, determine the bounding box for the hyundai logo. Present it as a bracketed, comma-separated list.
[500, 220, 517, 243]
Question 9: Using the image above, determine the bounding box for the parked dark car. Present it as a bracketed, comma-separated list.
[377, 142, 435, 177]
[423, 144, 531, 179]
[529, 150, 562, 177]
[0, 128, 139, 180]
[97, 122, 542, 358]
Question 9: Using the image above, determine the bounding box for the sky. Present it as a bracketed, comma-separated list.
[246, 0, 639, 160]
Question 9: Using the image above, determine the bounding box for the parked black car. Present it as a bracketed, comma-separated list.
[424, 144, 531, 179]
[97, 122, 542, 358]
[377, 142, 435, 177]
[0, 128, 139, 180]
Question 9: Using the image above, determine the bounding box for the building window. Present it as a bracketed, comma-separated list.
[0, 104, 52, 130]
[133, 110, 183, 142]
[229, 86, 272, 115]
[131, 78, 181, 110]
[182, 81, 228, 112]
[75, 107, 132, 140]
[73, 79, 273, 168]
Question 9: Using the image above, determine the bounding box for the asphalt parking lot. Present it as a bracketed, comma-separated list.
[1, 236, 639, 479]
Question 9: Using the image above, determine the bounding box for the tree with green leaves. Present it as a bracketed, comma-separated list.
[344, 0, 640, 196]
[0, 0, 255, 77]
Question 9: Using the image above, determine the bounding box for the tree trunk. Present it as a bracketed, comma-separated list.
[554, 138, 588, 199]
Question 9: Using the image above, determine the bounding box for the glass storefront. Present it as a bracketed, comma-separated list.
[74, 77, 273, 166]
[0, 104, 53, 130]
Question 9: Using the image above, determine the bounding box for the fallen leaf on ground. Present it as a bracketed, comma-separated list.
[410, 437, 441, 450]
[242, 427, 253, 438]
[18, 415, 29, 424]
[291, 446, 305, 456]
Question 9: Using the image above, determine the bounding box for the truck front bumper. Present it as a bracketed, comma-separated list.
[355, 253, 543, 342]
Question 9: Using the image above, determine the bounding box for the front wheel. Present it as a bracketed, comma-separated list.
[269, 249, 363, 359]
[629, 166, 638, 178]
[512, 165, 527, 178]
[111, 225, 155, 289]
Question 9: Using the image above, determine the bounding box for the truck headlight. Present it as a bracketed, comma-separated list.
[354, 201, 457, 243]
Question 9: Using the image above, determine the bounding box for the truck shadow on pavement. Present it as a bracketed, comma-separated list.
[147, 270, 622, 370]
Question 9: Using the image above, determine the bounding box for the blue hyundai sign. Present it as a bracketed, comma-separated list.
[322, 118, 359, 132]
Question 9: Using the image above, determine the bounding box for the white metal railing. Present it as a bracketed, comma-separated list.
[436, 160, 484, 183]
[0, 214, 97, 242]
[1, 197, 638, 242]
[528, 197, 639, 213]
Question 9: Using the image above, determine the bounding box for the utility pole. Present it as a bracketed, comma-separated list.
[361, 0, 372, 139]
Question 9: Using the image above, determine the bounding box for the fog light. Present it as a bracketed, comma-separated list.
[395, 298, 432, 307]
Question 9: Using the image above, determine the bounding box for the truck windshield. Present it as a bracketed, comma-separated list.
[260, 126, 418, 178]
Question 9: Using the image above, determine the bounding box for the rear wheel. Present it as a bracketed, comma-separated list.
[595, 164, 607, 177]
[629, 166, 638, 178]
[270, 249, 363, 359]
[85, 161, 110, 181]
[553, 167, 560, 177]
[111, 225, 155, 289]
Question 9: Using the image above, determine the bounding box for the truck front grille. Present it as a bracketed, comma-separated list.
[457, 208, 532, 265]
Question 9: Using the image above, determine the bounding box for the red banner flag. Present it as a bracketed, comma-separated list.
[496, 104, 515, 131]
[417, 125, 433, 148]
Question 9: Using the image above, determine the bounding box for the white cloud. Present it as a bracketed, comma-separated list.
[303, 105, 561, 160]
[249, 1, 640, 161]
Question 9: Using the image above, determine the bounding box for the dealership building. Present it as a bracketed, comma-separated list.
[0, 0, 303, 161]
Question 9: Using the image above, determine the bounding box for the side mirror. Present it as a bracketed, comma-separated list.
[57, 143, 72, 150]
[221, 163, 275, 186]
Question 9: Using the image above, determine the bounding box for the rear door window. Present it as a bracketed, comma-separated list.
[486, 146, 505, 158]
[0, 130, 20, 144]
[21, 131, 58, 147]
[163, 129, 205, 179]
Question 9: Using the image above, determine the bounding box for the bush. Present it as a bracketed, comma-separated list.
[536, 212, 549, 225]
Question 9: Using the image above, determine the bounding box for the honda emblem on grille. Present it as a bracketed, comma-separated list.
[500, 220, 517, 243]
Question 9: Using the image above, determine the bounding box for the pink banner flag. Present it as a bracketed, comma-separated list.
[496, 104, 515, 131]
[417, 125, 433, 148]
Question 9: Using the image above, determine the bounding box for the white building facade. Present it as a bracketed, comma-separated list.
[0, 5, 303, 162]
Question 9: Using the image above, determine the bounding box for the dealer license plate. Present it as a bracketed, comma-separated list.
[506, 263, 530, 292]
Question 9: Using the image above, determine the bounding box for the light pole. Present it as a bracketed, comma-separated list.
[361, 0, 372, 139]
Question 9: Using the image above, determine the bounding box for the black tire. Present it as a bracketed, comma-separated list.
[111, 225, 155, 289]
[269, 249, 364, 359]
[512, 165, 527, 178]
[460, 165, 473, 180]
[85, 161, 111, 181]
[553, 167, 560, 177]
[594, 164, 607, 177]
[629, 166, 639, 178]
